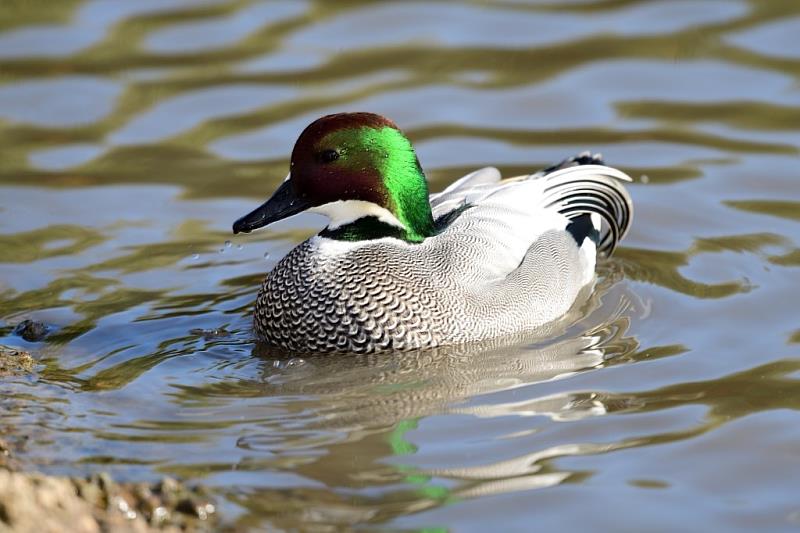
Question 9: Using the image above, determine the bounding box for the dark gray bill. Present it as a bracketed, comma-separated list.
[232, 179, 312, 234]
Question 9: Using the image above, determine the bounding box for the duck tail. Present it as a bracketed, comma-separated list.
[539, 162, 634, 256]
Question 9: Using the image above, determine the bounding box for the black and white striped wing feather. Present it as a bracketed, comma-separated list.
[432, 163, 633, 256]
[536, 164, 633, 255]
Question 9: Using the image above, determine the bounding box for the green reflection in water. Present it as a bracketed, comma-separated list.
[725, 200, 800, 222]
[690, 232, 789, 254]
[389, 419, 420, 457]
[0, 0, 81, 31]
[617, 247, 748, 298]
[603, 358, 800, 422]
[769, 249, 800, 267]
[617, 100, 800, 131]
[0, 225, 105, 263]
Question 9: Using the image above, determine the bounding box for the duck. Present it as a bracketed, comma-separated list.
[233, 112, 633, 354]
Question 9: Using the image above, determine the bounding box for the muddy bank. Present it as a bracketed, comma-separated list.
[0, 345, 218, 533]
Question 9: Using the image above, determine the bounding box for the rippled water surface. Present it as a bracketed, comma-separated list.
[1, 1, 799, 530]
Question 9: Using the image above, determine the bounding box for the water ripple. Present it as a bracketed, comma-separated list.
[1, 1, 799, 530]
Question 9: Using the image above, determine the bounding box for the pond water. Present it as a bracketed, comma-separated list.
[1, 0, 799, 530]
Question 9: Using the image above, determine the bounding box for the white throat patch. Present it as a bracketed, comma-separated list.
[309, 200, 406, 231]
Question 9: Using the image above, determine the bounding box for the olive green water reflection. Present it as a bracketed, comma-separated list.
[1, 0, 800, 530]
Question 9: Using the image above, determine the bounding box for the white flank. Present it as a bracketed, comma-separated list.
[309, 199, 406, 231]
[578, 237, 597, 286]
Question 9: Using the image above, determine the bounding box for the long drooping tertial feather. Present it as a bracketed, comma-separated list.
[430, 162, 633, 256]
[537, 164, 633, 255]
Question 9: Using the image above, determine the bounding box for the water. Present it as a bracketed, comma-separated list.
[1, 0, 799, 530]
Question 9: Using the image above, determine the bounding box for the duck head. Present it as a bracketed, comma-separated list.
[233, 112, 435, 243]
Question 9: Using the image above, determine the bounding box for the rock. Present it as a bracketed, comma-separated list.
[189, 328, 230, 341]
[0, 471, 101, 533]
[0, 470, 217, 533]
[12, 320, 49, 342]
[0, 346, 35, 377]
[0, 439, 14, 472]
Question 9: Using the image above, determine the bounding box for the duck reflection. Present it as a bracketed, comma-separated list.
[246, 280, 640, 421]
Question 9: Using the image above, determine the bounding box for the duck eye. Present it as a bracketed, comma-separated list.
[318, 149, 340, 164]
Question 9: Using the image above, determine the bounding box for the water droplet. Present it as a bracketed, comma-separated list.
[271, 357, 305, 370]
[191, 253, 200, 260]
[236, 244, 243, 250]
[224, 240, 232, 248]
[640, 174, 650, 184]
[263, 252, 270, 260]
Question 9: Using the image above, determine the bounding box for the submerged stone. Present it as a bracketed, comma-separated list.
[189, 327, 231, 340]
[12, 320, 49, 342]
[0, 345, 35, 377]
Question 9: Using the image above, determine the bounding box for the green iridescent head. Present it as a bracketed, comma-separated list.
[233, 112, 435, 243]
